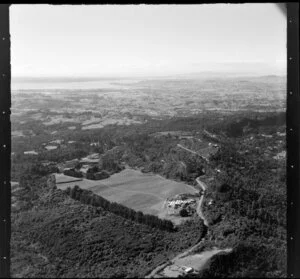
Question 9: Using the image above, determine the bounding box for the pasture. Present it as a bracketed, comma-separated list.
[55, 169, 198, 219]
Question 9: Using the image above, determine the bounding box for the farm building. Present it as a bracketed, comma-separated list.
[79, 165, 90, 174]
[45, 145, 58, 150]
[49, 139, 64, 144]
[90, 142, 100, 146]
[273, 150, 286, 160]
[80, 153, 100, 164]
[166, 196, 197, 216]
[261, 134, 273, 138]
[11, 182, 21, 193]
[208, 199, 214, 206]
[277, 132, 286, 137]
[167, 199, 196, 208]
[65, 159, 80, 168]
[182, 266, 194, 274]
[24, 150, 38, 155]
[41, 161, 52, 167]
[57, 159, 80, 172]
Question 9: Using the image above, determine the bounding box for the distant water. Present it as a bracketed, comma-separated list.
[11, 79, 141, 91]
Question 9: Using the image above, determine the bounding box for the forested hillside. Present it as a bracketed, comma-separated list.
[11, 170, 205, 278]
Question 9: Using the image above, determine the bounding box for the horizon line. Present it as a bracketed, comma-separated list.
[12, 72, 287, 82]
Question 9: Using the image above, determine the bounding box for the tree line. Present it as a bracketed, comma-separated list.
[65, 185, 175, 232]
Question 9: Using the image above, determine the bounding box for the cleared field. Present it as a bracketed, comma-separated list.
[56, 169, 198, 217]
[55, 174, 101, 189]
[81, 118, 142, 130]
[55, 173, 83, 184]
[12, 130, 25, 137]
[161, 248, 233, 277]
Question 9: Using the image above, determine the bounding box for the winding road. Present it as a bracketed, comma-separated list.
[177, 144, 209, 163]
[146, 144, 232, 278]
[145, 175, 209, 278]
[195, 177, 209, 227]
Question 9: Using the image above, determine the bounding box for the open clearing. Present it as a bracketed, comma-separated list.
[161, 248, 232, 278]
[55, 168, 198, 217]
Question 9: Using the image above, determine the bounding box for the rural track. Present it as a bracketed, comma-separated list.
[177, 144, 198, 155]
[145, 175, 233, 278]
[176, 144, 209, 162]
[146, 141, 226, 278]
[145, 175, 209, 278]
[195, 177, 209, 227]
[175, 144, 210, 225]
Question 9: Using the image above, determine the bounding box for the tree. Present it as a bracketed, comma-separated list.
[179, 208, 189, 217]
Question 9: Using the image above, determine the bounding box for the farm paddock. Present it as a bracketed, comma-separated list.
[55, 169, 199, 223]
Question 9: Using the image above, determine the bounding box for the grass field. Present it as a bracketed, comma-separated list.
[161, 248, 233, 277]
[55, 169, 198, 218]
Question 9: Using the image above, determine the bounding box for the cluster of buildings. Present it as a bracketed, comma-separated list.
[42, 139, 65, 151]
[23, 139, 78, 156]
[273, 150, 286, 160]
[161, 264, 194, 277]
[56, 153, 103, 179]
[208, 142, 219, 148]
[41, 138, 79, 151]
[11, 181, 25, 211]
[167, 198, 196, 209]
[166, 195, 197, 216]
[57, 153, 99, 170]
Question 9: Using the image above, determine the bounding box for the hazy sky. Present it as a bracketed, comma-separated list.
[10, 4, 286, 78]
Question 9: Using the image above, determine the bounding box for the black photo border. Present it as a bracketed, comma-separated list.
[0, 2, 299, 278]
[0, 4, 11, 278]
[286, 2, 299, 278]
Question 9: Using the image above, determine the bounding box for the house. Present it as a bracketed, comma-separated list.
[41, 161, 56, 167]
[79, 165, 90, 174]
[273, 150, 286, 160]
[89, 153, 100, 159]
[277, 132, 286, 137]
[80, 153, 100, 164]
[261, 134, 272, 138]
[24, 150, 38, 155]
[49, 139, 64, 144]
[64, 159, 80, 169]
[11, 182, 20, 193]
[182, 266, 194, 274]
[167, 198, 196, 214]
[45, 145, 58, 150]
[90, 142, 99, 146]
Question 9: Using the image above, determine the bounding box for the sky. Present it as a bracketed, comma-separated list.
[10, 4, 287, 78]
